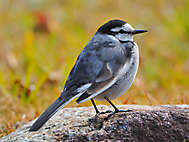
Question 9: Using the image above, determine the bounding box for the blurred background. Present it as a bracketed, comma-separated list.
[0, 0, 189, 136]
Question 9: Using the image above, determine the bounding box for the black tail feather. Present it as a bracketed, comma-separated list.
[29, 97, 66, 131]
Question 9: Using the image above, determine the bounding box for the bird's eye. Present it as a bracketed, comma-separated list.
[110, 28, 131, 34]
[109, 27, 132, 35]
[119, 29, 132, 34]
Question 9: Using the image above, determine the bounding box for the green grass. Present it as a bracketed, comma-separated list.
[0, 0, 189, 137]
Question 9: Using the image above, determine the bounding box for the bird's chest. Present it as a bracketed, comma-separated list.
[105, 51, 139, 99]
[116, 54, 138, 87]
[95, 43, 139, 100]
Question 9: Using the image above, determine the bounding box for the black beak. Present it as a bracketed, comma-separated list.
[132, 29, 148, 35]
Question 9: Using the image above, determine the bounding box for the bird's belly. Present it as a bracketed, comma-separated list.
[95, 59, 138, 101]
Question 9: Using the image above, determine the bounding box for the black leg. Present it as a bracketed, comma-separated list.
[104, 97, 132, 113]
[91, 98, 100, 114]
[103, 96, 132, 121]
[91, 99, 112, 115]
[104, 97, 119, 112]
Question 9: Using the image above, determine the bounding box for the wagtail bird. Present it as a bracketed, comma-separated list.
[29, 19, 147, 131]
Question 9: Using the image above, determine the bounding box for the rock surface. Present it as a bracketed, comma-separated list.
[1, 105, 189, 142]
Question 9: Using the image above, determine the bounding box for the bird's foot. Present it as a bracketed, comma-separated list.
[96, 110, 113, 115]
[91, 110, 113, 122]
[114, 109, 132, 113]
[104, 109, 132, 121]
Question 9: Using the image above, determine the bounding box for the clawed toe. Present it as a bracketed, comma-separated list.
[97, 110, 113, 115]
[104, 109, 132, 121]
[114, 109, 132, 113]
[92, 108, 132, 122]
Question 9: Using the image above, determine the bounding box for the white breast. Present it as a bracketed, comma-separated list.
[95, 42, 139, 100]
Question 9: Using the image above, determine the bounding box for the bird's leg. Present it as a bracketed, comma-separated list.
[104, 97, 132, 113]
[91, 99, 112, 115]
[102, 97, 132, 120]
[91, 98, 100, 114]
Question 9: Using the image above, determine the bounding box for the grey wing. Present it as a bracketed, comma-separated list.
[62, 48, 103, 97]
[74, 40, 130, 103]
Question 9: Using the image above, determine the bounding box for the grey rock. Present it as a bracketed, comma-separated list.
[1, 105, 189, 142]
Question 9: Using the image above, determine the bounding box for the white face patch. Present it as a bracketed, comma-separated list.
[115, 33, 133, 41]
[109, 23, 135, 42]
[123, 23, 135, 31]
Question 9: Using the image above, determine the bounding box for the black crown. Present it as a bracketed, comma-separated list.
[97, 20, 126, 34]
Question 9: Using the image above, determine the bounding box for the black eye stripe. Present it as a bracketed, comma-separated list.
[112, 29, 132, 34]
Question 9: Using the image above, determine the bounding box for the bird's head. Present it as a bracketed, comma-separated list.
[97, 19, 147, 42]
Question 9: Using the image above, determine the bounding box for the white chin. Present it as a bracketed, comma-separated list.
[116, 33, 133, 41]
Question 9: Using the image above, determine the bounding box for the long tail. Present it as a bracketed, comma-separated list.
[29, 95, 69, 131]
